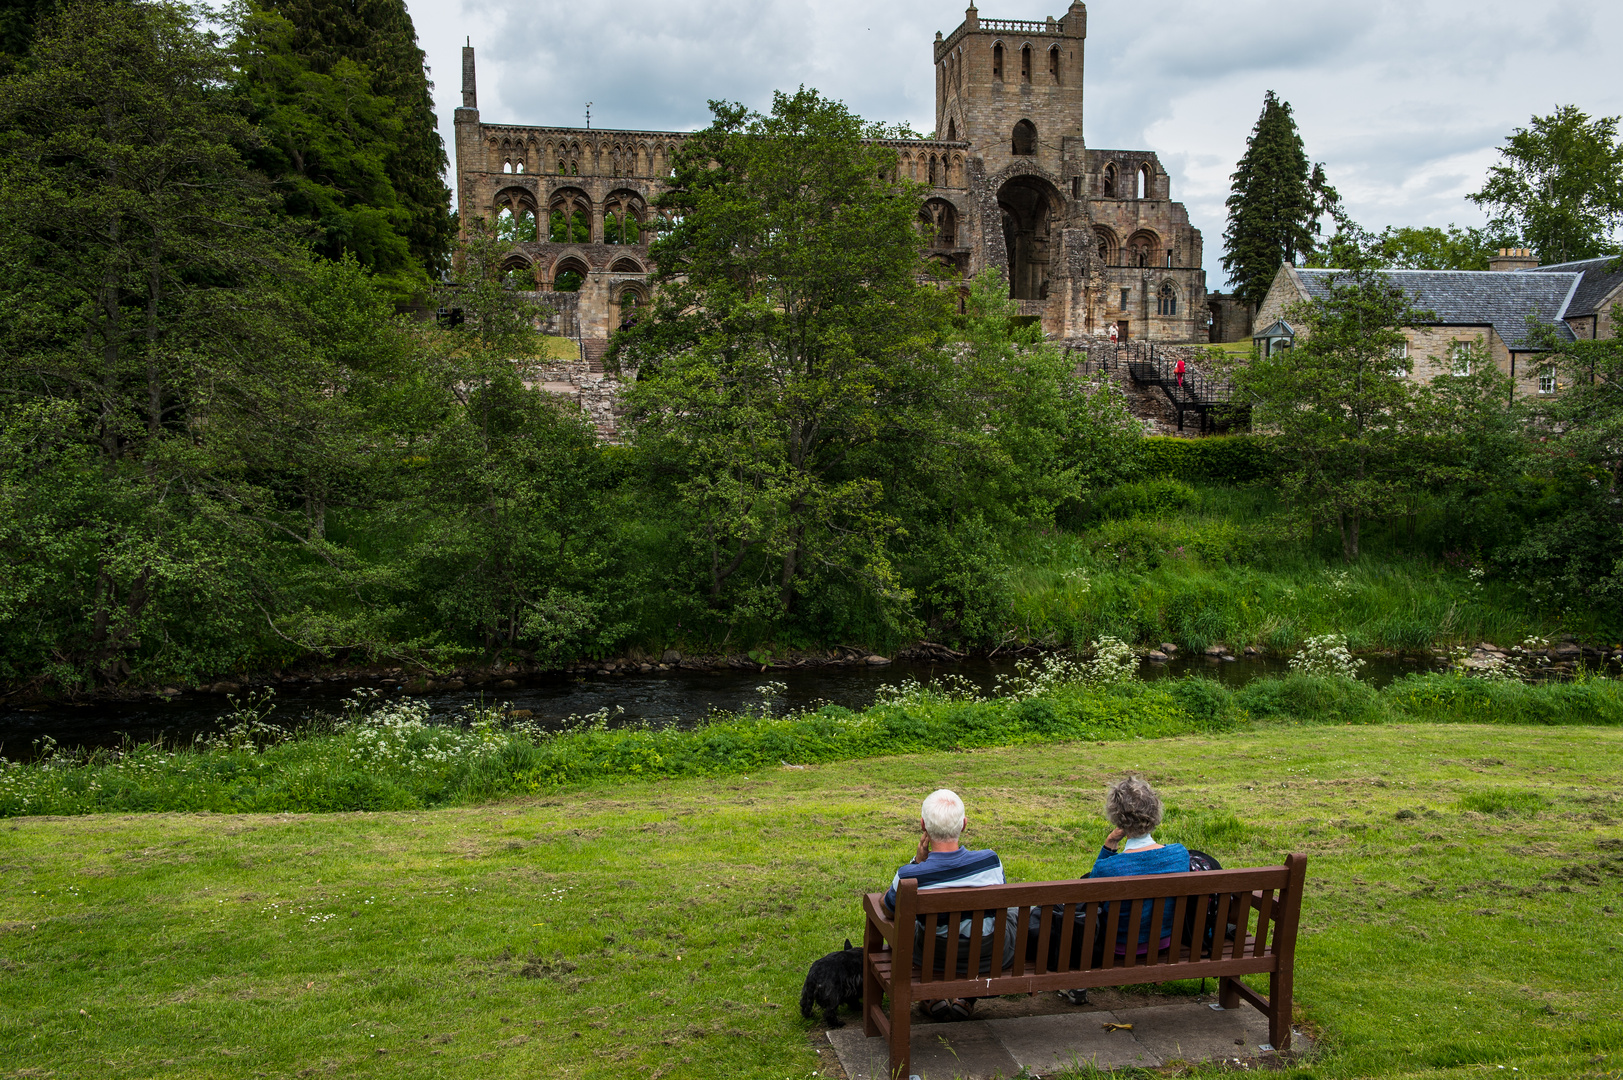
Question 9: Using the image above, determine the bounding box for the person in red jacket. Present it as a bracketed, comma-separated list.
[1175, 356, 1185, 387]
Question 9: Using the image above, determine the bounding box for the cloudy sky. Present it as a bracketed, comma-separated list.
[406, 0, 1623, 289]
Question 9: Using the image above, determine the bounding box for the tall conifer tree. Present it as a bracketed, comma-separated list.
[241, 0, 452, 285]
[1222, 91, 1335, 306]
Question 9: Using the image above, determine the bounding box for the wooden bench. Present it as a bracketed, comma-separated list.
[861, 854, 1307, 1080]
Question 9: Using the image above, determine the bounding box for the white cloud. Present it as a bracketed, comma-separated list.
[406, 0, 1623, 288]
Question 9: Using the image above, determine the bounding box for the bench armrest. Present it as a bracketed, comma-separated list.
[863, 891, 901, 950]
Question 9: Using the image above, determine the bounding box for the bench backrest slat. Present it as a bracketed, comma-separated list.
[889, 862, 1305, 976]
[1251, 887, 1274, 958]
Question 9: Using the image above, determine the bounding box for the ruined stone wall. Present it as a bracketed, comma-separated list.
[455, 5, 1225, 437]
[528, 359, 632, 440]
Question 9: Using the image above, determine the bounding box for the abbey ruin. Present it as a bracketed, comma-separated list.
[455, 2, 1217, 367]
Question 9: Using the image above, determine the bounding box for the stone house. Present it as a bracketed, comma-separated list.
[452, 2, 1216, 375]
[1249, 249, 1622, 398]
[1529, 256, 1623, 342]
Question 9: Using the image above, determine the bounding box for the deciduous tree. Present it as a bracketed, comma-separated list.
[617, 89, 955, 625]
[1233, 229, 1430, 562]
[1469, 105, 1623, 264]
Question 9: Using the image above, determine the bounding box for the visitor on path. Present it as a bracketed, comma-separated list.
[882, 788, 1015, 1021]
[1108, 322, 1118, 345]
[1175, 357, 1185, 388]
[1046, 776, 1191, 998]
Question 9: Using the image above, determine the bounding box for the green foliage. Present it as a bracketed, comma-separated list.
[1006, 481, 1584, 654]
[1469, 105, 1623, 264]
[1087, 478, 1196, 521]
[1222, 90, 1338, 306]
[1237, 227, 1441, 562]
[8, 669, 1623, 817]
[237, 0, 454, 283]
[1372, 224, 1501, 271]
[233, 4, 425, 301]
[1495, 319, 1623, 610]
[1135, 434, 1275, 484]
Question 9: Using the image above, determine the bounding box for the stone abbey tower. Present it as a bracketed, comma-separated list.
[455, 3, 1210, 354]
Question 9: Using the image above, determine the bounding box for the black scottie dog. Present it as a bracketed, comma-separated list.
[799, 939, 863, 1027]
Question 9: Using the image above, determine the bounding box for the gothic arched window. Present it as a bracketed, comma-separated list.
[1158, 282, 1178, 316]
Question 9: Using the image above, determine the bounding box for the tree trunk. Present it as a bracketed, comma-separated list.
[305, 493, 326, 540]
[779, 533, 801, 613]
[1338, 510, 1360, 563]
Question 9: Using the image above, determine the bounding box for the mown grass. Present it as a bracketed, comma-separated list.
[2, 724, 1621, 1079]
[538, 334, 579, 360]
[1011, 483, 1594, 652]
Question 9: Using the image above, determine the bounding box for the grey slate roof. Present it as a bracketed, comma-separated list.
[1527, 256, 1623, 318]
[1293, 268, 1580, 350]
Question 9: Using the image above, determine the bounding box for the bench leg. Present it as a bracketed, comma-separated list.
[889, 986, 911, 1080]
[1269, 968, 1293, 1050]
[863, 955, 880, 1037]
[1218, 976, 1241, 1011]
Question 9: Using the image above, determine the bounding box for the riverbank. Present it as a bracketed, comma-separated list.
[4, 724, 1620, 1078]
[5, 667, 1621, 817]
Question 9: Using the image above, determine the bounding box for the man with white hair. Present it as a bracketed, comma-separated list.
[881, 788, 1011, 1021]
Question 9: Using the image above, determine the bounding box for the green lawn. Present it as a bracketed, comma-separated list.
[538, 334, 579, 361]
[3, 724, 1621, 1078]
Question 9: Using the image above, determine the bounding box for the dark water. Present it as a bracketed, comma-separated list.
[0, 652, 1444, 759]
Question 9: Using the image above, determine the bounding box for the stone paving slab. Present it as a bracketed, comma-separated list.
[1114, 1002, 1277, 1065]
[826, 1019, 1020, 1080]
[986, 1012, 1159, 1073]
[827, 1001, 1308, 1079]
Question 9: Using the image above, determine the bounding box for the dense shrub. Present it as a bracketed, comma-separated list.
[1137, 435, 1275, 485]
[1089, 478, 1197, 521]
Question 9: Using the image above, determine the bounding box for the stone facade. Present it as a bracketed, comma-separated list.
[453, 2, 1213, 364]
[1252, 262, 1587, 401]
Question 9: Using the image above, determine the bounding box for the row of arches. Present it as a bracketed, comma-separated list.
[989, 40, 1062, 84]
[500, 251, 649, 294]
[492, 186, 653, 246]
[490, 135, 683, 179]
[1101, 161, 1154, 200]
[1094, 226, 1174, 268]
[898, 148, 966, 187]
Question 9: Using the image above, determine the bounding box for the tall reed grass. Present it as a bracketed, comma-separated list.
[1011, 483, 1582, 651]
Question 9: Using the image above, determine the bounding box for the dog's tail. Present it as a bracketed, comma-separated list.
[799, 973, 815, 1019]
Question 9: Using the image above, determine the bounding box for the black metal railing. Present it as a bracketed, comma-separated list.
[1119, 342, 1251, 434]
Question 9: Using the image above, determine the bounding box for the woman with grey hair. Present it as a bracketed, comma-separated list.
[1051, 776, 1190, 1000]
[1090, 775, 1188, 878]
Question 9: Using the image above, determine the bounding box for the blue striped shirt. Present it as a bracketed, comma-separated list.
[883, 846, 1006, 912]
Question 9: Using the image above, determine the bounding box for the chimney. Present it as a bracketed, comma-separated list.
[1489, 247, 1538, 272]
[461, 41, 477, 110]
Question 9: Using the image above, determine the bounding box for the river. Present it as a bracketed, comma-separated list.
[0, 652, 1447, 759]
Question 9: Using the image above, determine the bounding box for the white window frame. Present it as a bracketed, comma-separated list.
[1389, 339, 1409, 378]
[1538, 365, 1557, 395]
[1448, 340, 1474, 377]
